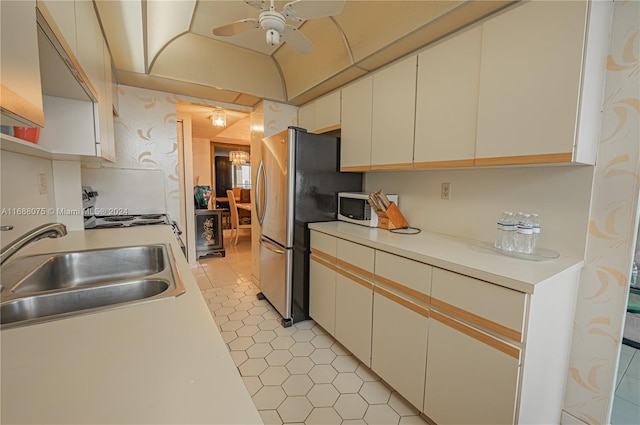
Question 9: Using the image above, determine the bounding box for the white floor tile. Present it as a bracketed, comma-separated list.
[307, 383, 340, 407]
[282, 374, 314, 396]
[360, 380, 392, 404]
[334, 372, 364, 393]
[197, 242, 459, 425]
[364, 403, 401, 425]
[260, 366, 291, 386]
[277, 396, 313, 423]
[335, 393, 369, 420]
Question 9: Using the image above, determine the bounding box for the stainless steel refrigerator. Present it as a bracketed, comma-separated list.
[255, 127, 363, 327]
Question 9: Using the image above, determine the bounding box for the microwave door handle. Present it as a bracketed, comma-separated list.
[255, 161, 267, 225]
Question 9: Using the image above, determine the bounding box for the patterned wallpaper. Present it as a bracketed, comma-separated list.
[100, 85, 181, 224]
[564, 1, 640, 424]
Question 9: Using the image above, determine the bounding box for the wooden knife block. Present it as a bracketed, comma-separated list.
[374, 202, 409, 229]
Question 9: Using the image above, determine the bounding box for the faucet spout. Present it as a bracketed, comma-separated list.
[0, 223, 67, 266]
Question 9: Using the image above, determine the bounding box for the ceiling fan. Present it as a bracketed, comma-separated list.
[212, 0, 345, 54]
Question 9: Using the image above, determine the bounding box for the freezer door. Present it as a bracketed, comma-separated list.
[259, 129, 295, 247]
[259, 235, 293, 323]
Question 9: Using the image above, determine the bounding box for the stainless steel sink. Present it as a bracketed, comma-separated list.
[4, 245, 166, 293]
[0, 244, 185, 329]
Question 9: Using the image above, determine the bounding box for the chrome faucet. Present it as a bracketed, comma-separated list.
[0, 223, 67, 266]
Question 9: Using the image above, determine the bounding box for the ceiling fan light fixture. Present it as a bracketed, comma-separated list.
[266, 28, 280, 46]
[212, 110, 227, 127]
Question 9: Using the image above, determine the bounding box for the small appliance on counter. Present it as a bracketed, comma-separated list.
[338, 192, 399, 228]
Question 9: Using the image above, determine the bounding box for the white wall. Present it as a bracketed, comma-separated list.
[0, 151, 56, 242]
[192, 138, 211, 187]
[365, 165, 593, 258]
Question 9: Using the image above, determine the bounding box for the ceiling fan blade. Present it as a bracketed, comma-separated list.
[281, 27, 315, 54]
[283, 0, 345, 20]
[245, 0, 267, 12]
[212, 18, 259, 37]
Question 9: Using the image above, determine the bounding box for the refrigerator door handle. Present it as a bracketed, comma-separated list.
[255, 160, 267, 225]
[260, 236, 285, 254]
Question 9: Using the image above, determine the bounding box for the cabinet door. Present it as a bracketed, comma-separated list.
[425, 311, 520, 425]
[314, 91, 340, 133]
[40, 0, 76, 56]
[372, 251, 431, 409]
[298, 102, 316, 133]
[340, 76, 372, 171]
[309, 231, 337, 335]
[372, 290, 428, 410]
[414, 26, 481, 168]
[335, 238, 374, 365]
[0, 0, 44, 127]
[475, 1, 588, 165]
[335, 269, 373, 366]
[100, 40, 115, 162]
[75, 0, 104, 102]
[371, 55, 416, 170]
[309, 255, 336, 336]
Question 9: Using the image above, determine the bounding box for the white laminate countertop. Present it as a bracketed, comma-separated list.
[0, 226, 263, 425]
[308, 221, 584, 294]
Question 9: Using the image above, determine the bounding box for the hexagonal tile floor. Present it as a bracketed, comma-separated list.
[196, 239, 429, 425]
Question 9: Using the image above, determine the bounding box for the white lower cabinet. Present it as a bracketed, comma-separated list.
[309, 256, 336, 336]
[372, 291, 428, 409]
[309, 227, 579, 425]
[371, 251, 432, 410]
[335, 239, 374, 366]
[309, 231, 338, 335]
[425, 311, 520, 425]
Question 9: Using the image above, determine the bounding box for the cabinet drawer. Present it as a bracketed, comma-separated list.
[431, 268, 526, 342]
[310, 230, 336, 260]
[336, 238, 374, 278]
[375, 251, 431, 302]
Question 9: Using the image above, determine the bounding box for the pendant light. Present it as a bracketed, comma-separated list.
[229, 151, 250, 166]
[212, 109, 227, 127]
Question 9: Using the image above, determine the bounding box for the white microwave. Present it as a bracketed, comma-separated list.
[337, 192, 398, 227]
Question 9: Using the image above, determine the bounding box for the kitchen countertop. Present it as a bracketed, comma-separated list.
[0, 226, 262, 425]
[308, 221, 584, 294]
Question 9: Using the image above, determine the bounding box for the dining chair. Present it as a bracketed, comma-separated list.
[226, 190, 251, 245]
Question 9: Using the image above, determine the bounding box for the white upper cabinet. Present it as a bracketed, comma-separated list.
[101, 40, 115, 162]
[298, 91, 340, 134]
[475, 0, 611, 166]
[340, 76, 373, 171]
[313, 91, 340, 133]
[0, 0, 44, 127]
[371, 55, 417, 170]
[414, 26, 481, 168]
[40, 0, 76, 56]
[298, 102, 316, 133]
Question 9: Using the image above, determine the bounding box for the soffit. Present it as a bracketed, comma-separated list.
[96, 1, 516, 108]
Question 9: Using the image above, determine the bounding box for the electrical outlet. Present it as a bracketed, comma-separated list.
[38, 173, 48, 195]
[441, 182, 451, 200]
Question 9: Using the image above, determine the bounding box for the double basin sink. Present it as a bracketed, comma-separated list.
[1, 244, 185, 329]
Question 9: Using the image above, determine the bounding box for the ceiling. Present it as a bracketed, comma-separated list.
[95, 0, 514, 144]
[177, 101, 251, 145]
